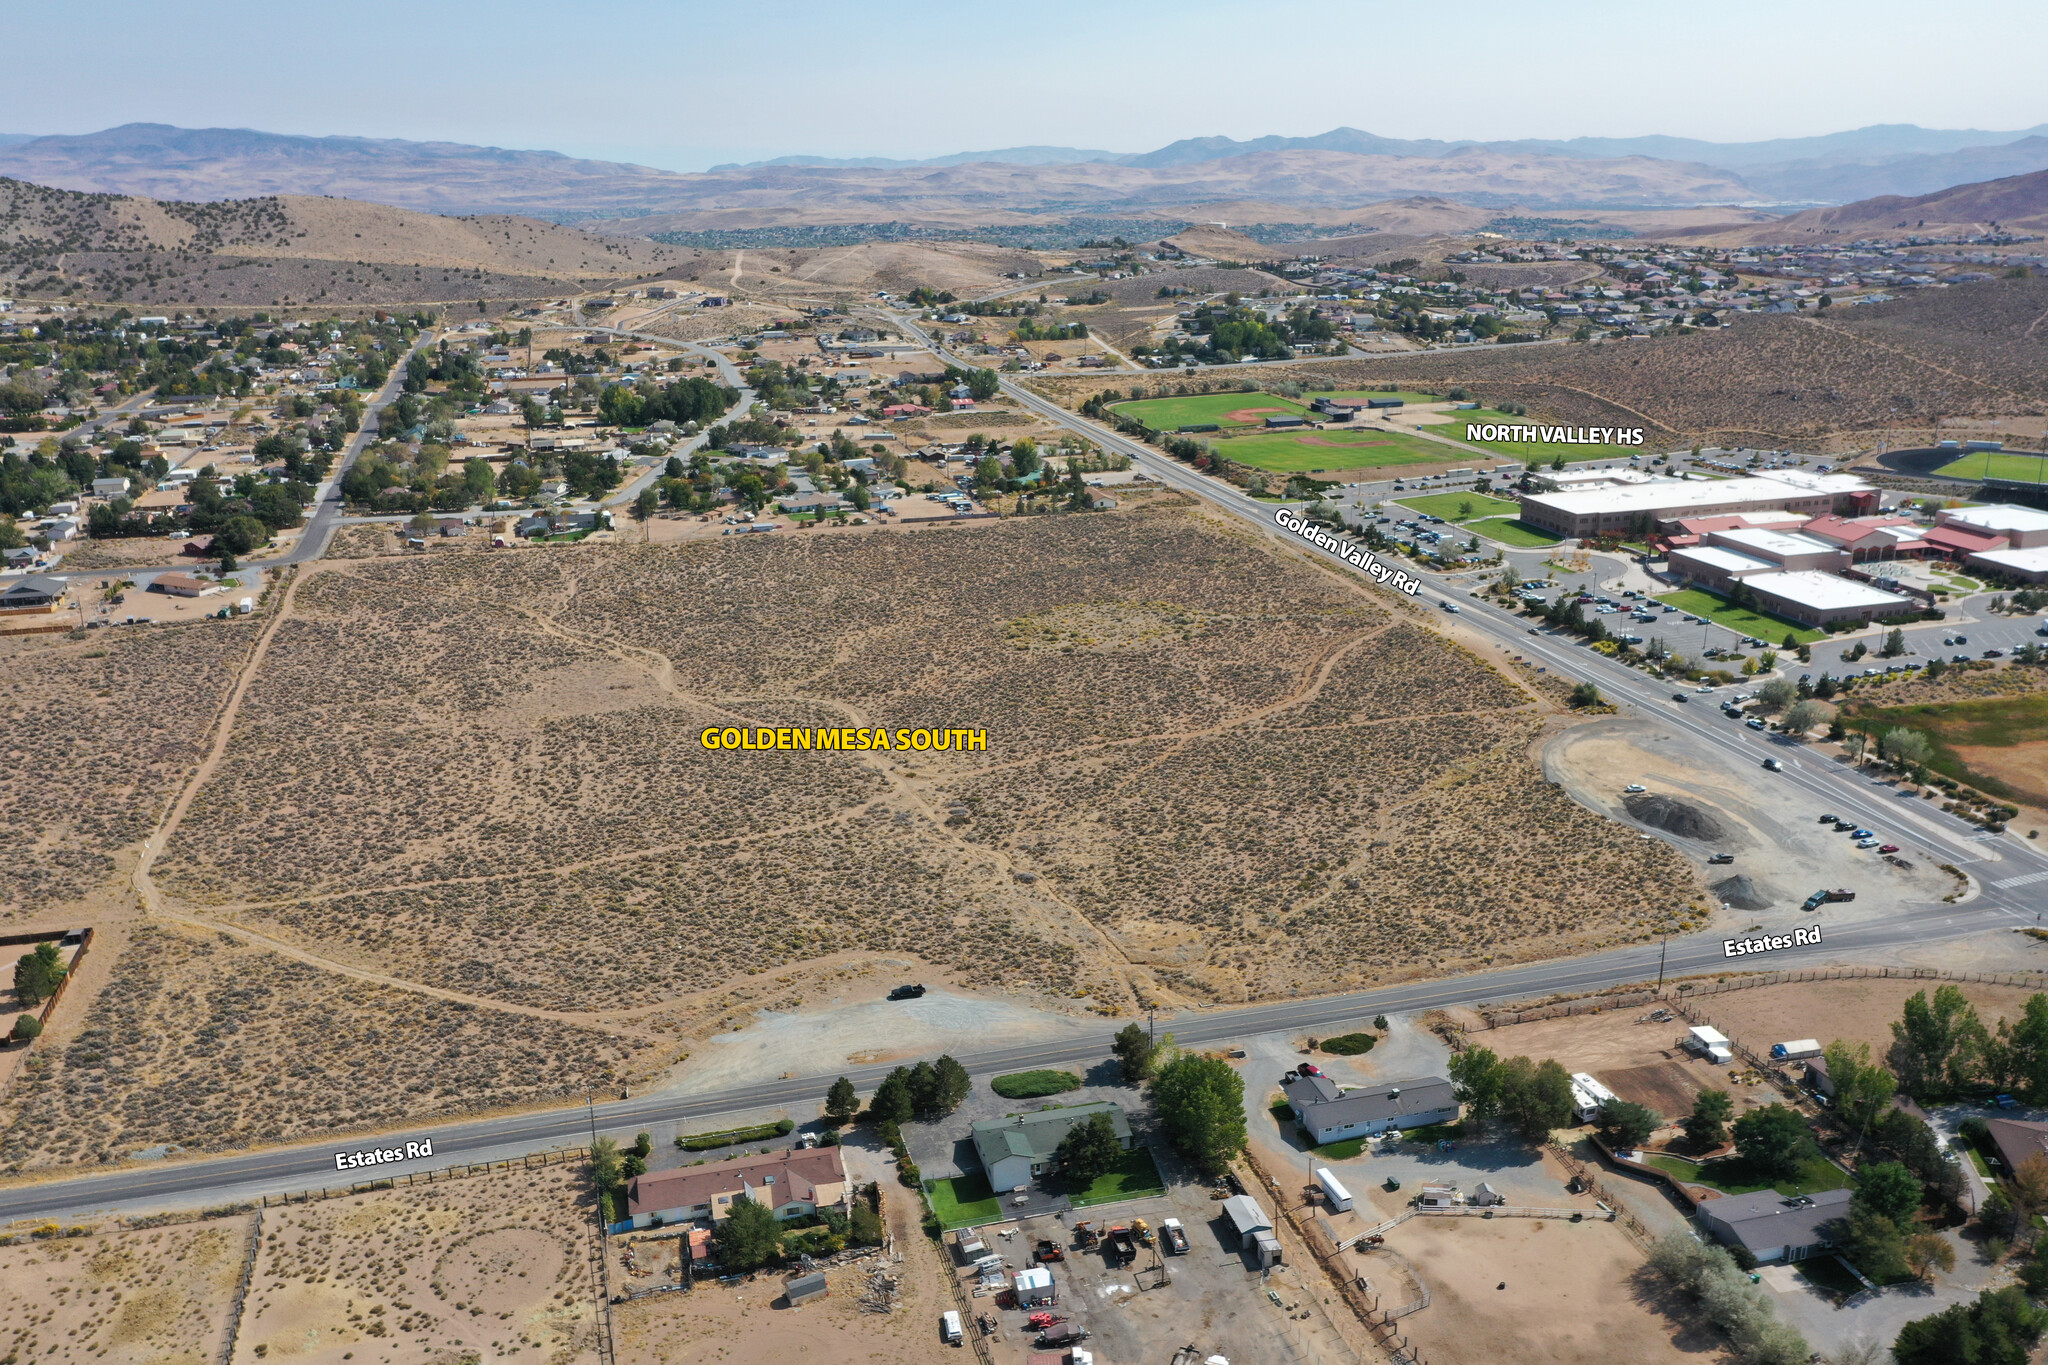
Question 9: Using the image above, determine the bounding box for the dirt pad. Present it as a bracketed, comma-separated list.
[1601, 1061, 1713, 1118]
[1392, 1218, 1687, 1365]
[0, 1219, 243, 1365]
[236, 1164, 597, 1365]
[1691, 976, 2047, 1059]
[614, 1213, 958, 1365]
[1623, 793, 1728, 842]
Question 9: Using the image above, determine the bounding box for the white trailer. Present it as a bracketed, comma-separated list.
[1771, 1039, 1822, 1061]
[1569, 1072, 1619, 1123]
[1315, 1166, 1354, 1212]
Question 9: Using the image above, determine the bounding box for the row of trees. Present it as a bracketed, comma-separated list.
[1888, 985, 2048, 1103]
[1445, 1048, 1576, 1140]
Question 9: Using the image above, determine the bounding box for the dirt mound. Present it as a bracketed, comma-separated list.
[1623, 792, 1728, 842]
[1712, 874, 1770, 910]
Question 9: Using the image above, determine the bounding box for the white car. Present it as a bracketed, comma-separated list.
[1624, 784, 1647, 794]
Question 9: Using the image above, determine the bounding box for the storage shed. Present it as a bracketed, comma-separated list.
[783, 1271, 828, 1306]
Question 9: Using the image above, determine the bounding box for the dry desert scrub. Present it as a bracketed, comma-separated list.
[0, 1218, 244, 1365]
[236, 1165, 597, 1365]
[0, 620, 257, 917]
[144, 501, 1695, 1020]
[0, 925, 643, 1170]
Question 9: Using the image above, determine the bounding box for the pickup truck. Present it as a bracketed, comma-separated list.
[1802, 888, 1856, 911]
[1160, 1218, 1189, 1255]
[1033, 1238, 1065, 1263]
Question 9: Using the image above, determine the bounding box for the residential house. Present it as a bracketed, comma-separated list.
[1697, 1188, 1854, 1264]
[970, 1101, 1134, 1191]
[0, 575, 65, 614]
[1280, 1074, 1458, 1146]
[623, 1147, 849, 1231]
[1984, 1117, 2048, 1175]
[149, 572, 222, 598]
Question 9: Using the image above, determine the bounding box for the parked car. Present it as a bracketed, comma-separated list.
[1851, 828, 1874, 839]
[1709, 853, 1735, 865]
[1878, 844, 1900, 854]
[1624, 784, 1647, 794]
[888, 984, 928, 1001]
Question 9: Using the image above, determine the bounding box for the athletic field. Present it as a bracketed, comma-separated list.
[1393, 492, 1521, 521]
[1217, 427, 1456, 473]
[1932, 450, 2048, 483]
[1109, 392, 1313, 430]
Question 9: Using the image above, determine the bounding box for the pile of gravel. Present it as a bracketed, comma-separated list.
[1623, 793, 1729, 842]
[1713, 874, 1770, 911]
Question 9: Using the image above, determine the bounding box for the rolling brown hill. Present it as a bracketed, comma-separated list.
[0, 177, 684, 309]
[1671, 167, 2048, 244]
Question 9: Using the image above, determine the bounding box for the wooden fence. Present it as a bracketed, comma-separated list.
[217, 1210, 262, 1365]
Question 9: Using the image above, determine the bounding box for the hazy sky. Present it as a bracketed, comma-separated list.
[11, 0, 2046, 170]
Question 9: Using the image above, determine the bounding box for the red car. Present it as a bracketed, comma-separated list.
[1299, 1062, 1324, 1077]
[1879, 844, 1900, 854]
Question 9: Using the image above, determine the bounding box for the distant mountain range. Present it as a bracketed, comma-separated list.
[1674, 166, 2048, 244]
[3, 122, 2048, 226]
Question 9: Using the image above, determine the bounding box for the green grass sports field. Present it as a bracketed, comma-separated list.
[1218, 427, 1458, 472]
[1932, 450, 2048, 483]
[1469, 517, 1564, 547]
[1108, 392, 1312, 430]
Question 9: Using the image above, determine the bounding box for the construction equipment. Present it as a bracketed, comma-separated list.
[1034, 1237, 1065, 1263]
[1132, 1218, 1155, 1246]
[1072, 1221, 1098, 1249]
[1025, 1312, 1066, 1330]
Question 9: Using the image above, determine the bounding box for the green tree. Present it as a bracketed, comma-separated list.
[849, 1203, 884, 1245]
[905, 1060, 940, 1118]
[1150, 1052, 1246, 1178]
[1732, 1104, 1809, 1180]
[463, 457, 496, 501]
[1055, 1112, 1122, 1189]
[1756, 677, 1796, 711]
[1881, 627, 1906, 657]
[930, 1055, 971, 1116]
[12, 942, 65, 1009]
[1496, 1056, 1575, 1142]
[868, 1067, 913, 1124]
[634, 486, 658, 520]
[713, 1195, 783, 1271]
[1684, 1088, 1734, 1150]
[1881, 727, 1933, 770]
[1372, 1015, 1389, 1032]
[1995, 994, 2048, 1104]
[632, 1131, 653, 1159]
[1905, 1231, 1956, 1282]
[1823, 1039, 1898, 1137]
[1112, 1022, 1157, 1083]
[212, 514, 270, 556]
[824, 1076, 859, 1126]
[1890, 985, 1988, 1098]
[1783, 698, 1832, 736]
[1448, 1047, 1503, 1123]
[1855, 1161, 1923, 1225]
[1893, 1287, 2047, 1365]
[1567, 681, 1602, 708]
[11, 1014, 40, 1040]
[1594, 1097, 1660, 1149]
[1838, 1208, 1909, 1282]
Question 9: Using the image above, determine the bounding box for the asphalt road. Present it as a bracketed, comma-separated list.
[6, 318, 2042, 1223]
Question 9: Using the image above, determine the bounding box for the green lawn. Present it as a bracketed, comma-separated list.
[1470, 517, 1565, 547]
[1394, 491, 1522, 521]
[1653, 588, 1828, 646]
[1932, 450, 2048, 483]
[1312, 1135, 1370, 1160]
[990, 1070, 1082, 1099]
[1069, 1146, 1167, 1209]
[928, 1172, 1003, 1230]
[1110, 392, 1313, 430]
[1215, 427, 1456, 473]
[1643, 1150, 1850, 1198]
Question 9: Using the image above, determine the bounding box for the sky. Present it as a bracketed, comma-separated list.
[9, 0, 2048, 171]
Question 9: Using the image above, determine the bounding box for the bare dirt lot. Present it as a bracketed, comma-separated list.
[236, 1164, 598, 1365]
[1390, 1218, 1694, 1365]
[0, 1219, 243, 1365]
[1688, 976, 2046, 1061]
[1470, 1008, 1761, 1125]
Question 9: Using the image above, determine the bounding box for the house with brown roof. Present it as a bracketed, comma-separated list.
[1985, 1116, 2048, 1176]
[623, 1146, 848, 1230]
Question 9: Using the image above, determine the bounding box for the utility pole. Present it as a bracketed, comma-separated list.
[1656, 922, 1671, 992]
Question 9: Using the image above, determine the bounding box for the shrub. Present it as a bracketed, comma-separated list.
[774, 1118, 795, 1135]
[1320, 1033, 1377, 1055]
[11, 1014, 40, 1041]
[990, 1070, 1081, 1099]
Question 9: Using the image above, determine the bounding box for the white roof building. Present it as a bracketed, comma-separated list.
[1741, 570, 1917, 626]
[1669, 545, 1780, 591]
[1966, 546, 2048, 583]
[1518, 471, 1874, 538]
[1937, 504, 2048, 549]
[1707, 528, 1850, 571]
